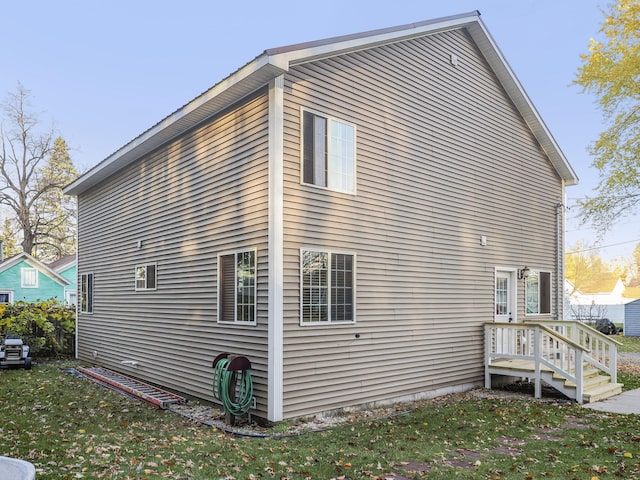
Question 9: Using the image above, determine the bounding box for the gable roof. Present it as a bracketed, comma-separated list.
[573, 274, 623, 295]
[0, 252, 71, 286]
[64, 11, 578, 196]
[47, 254, 76, 272]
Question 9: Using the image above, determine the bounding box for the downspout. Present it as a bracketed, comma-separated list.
[74, 199, 79, 360]
[555, 186, 565, 320]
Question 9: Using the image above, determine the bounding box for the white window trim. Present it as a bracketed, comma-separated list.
[217, 248, 258, 326]
[299, 247, 356, 326]
[299, 107, 357, 195]
[0, 290, 13, 304]
[80, 272, 94, 314]
[134, 263, 157, 291]
[21, 267, 38, 288]
[65, 289, 77, 307]
[525, 269, 553, 316]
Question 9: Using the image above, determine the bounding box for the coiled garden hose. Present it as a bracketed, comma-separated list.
[212, 357, 253, 416]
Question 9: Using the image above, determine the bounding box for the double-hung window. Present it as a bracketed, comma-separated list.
[135, 264, 157, 291]
[301, 249, 355, 324]
[526, 271, 551, 315]
[80, 273, 94, 313]
[218, 250, 256, 324]
[21, 268, 38, 288]
[302, 109, 356, 193]
[0, 291, 13, 304]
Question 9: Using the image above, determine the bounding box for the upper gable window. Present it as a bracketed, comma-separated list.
[21, 268, 38, 288]
[302, 109, 356, 194]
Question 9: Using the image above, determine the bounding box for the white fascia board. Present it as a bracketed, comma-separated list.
[65, 56, 287, 196]
[0, 253, 27, 274]
[271, 14, 480, 68]
[0, 252, 70, 286]
[467, 20, 579, 186]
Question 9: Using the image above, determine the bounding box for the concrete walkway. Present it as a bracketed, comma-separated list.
[583, 388, 640, 415]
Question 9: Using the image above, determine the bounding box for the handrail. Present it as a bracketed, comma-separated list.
[526, 320, 620, 383]
[535, 323, 588, 352]
[525, 319, 622, 346]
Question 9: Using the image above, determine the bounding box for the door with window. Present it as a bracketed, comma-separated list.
[495, 271, 515, 323]
[495, 270, 516, 354]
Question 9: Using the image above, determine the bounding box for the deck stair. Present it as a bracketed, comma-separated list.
[485, 321, 623, 404]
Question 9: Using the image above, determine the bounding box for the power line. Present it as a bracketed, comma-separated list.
[566, 238, 640, 255]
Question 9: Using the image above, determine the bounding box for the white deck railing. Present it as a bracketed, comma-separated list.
[526, 320, 621, 384]
[485, 322, 589, 401]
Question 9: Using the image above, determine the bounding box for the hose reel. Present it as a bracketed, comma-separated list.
[212, 353, 253, 423]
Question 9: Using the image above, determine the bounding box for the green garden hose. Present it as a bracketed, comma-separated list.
[212, 357, 253, 416]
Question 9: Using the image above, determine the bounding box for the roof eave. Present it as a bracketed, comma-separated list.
[466, 19, 579, 186]
[65, 56, 287, 196]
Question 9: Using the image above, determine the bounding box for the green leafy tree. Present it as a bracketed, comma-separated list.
[0, 83, 78, 260]
[628, 242, 640, 284]
[565, 242, 619, 291]
[575, 0, 640, 234]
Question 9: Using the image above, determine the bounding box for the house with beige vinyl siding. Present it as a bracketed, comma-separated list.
[65, 11, 579, 422]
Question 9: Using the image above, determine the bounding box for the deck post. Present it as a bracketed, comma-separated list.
[575, 350, 584, 404]
[484, 324, 492, 389]
[533, 325, 541, 399]
[610, 346, 617, 384]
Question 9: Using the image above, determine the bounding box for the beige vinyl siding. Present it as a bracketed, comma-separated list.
[76, 91, 270, 413]
[281, 29, 563, 417]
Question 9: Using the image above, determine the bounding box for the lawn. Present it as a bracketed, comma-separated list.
[1, 356, 639, 479]
[618, 334, 640, 353]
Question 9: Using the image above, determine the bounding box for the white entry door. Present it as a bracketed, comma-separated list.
[495, 270, 515, 323]
[495, 270, 516, 354]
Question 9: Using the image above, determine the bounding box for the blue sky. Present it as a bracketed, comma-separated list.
[1, 0, 636, 261]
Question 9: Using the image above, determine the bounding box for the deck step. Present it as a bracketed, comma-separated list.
[77, 367, 186, 409]
[487, 358, 623, 403]
[583, 382, 624, 403]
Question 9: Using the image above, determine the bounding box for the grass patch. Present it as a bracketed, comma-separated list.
[618, 334, 640, 353]
[1, 362, 640, 479]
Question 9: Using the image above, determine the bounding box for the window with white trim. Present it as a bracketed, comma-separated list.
[218, 250, 256, 324]
[301, 249, 354, 324]
[0, 290, 13, 304]
[526, 271, 551, 315]
[65, 290, 77, 307]
[80, 273, 93, 313]
[135, 264, 157, 291]
[302, 109, 355, 193]
[21, 268, 38, 288]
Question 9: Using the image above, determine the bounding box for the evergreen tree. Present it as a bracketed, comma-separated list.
[32, 137, 78, 260]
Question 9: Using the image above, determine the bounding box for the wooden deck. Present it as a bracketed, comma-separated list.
[485, 321, 623, 404]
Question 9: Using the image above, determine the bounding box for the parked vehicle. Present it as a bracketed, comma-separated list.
[595, 318, 618, 335]
[0, 336, 32, 369]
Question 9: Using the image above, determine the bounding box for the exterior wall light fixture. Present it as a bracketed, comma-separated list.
[518, 266, 530, 280]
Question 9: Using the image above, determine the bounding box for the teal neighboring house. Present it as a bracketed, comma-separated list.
[0, 252, 77, 305]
